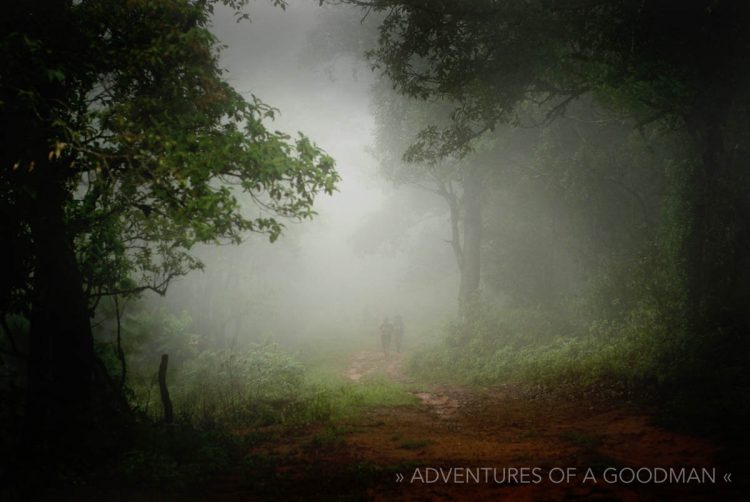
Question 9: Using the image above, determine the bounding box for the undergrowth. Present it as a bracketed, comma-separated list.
[409, 305, 663, 392]
[407, 303, 750, 437]
[99, 340, 416, 488]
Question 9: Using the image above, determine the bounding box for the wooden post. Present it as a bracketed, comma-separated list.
[158, 354, 173, 424]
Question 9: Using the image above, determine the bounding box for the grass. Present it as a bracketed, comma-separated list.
[69, 337, 422, 493]
[406, 305, 668, 398]
[295, 372, 419, 425]
[306, 426, 346, 451]
[100, 360, 419, 491]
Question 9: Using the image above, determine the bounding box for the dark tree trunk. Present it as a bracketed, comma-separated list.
[678, 8, 750, 337]
[458, 167, 483, 315]
[681, 69, 741, 335]
[158, 354, 174, 424]
[683, 120, 718, 333]
[26, 173, 95, 447]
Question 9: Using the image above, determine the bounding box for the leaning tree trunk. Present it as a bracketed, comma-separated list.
[458, 167, 483, 316]
[26, 171, 95, 448]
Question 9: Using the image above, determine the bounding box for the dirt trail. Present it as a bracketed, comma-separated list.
[336, 350, 739, 501]
[193, 349, 742, 501]
[346, 350, 405, 383]
[346, 349, 461, 417]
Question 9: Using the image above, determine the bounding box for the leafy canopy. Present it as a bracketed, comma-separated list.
[0, 0, 339, 310]
[338, 0, 749, 156]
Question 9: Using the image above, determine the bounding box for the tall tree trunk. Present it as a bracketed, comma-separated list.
[158, 354, 174, 425]
[679, 12, 750, 337]
[682, 76, 738, 335]
[458, 167, 483, 316]
[26, 173, 94, 448]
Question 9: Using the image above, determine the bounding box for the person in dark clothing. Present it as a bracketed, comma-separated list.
[380, 317, 393, 357]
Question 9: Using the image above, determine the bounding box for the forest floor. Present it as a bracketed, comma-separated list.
[186, 349, 744, 501]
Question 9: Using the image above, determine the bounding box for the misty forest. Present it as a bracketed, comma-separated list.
[2, 1, 750, 500]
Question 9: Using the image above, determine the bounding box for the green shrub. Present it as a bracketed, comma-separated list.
[408, 303, 669, 394]
[168, 342, 304, 426]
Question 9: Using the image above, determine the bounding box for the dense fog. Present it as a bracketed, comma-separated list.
[3, 1, 749, 499]
[152, 1, 458, 348]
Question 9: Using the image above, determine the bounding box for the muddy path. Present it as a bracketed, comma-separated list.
[186, 349, 743, 501]
[335, 350, 742, 500]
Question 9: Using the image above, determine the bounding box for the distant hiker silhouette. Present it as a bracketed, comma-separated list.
[380, 317, 394, 357]
[393, 314, 404, 353]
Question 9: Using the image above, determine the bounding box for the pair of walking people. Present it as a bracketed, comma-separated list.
[380, 315, 403, 356]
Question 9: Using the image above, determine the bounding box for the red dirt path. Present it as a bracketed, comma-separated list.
[337, 350, 739, 500]
[216, 349, 743, 501]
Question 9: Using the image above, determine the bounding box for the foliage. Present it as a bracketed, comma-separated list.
[409, 303, 664, 391]
[0, 0, 340, 453]
[115, 308, 416, 429]
[300, 373, 418, 423]
[343, 0, 748, 147]
[172, 344, 304, 425]
[2, 0, 338, 309]
[0, 0, 339, 402]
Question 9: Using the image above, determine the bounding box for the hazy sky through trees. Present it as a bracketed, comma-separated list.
[214, 1, 381, 225]
[152, 1, 458, 344]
